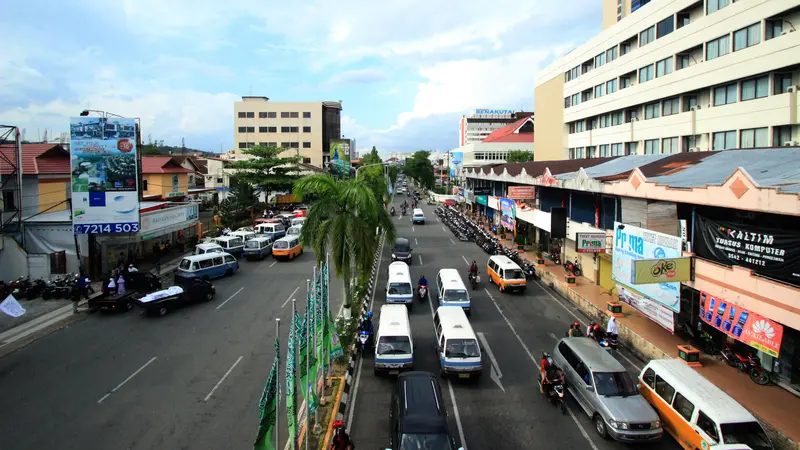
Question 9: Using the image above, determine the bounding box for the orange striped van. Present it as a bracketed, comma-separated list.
[272, 236, 303, 261]
[487, 255, 527, 293]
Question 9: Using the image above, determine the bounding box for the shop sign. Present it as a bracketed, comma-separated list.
[576, 232, 606, 253]
[631, 257, 692, 284]
[499, 198, 516, 232]
[140, 204, 199, 234]
[473, 187, 492, 195]
[693, 214, 800, 286]
[166, 191, 186, 198]
[700, 291, 784, 357]
[476, 195, 488, 206]
[507, 186, 536, 200]
[617, 284, 675, 333]
[465, 190, 475, 204]
[612, 222, 683, 313]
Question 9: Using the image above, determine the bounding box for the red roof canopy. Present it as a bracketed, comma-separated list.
[0, 144, 70, 175]
[141, 156, 194, 174]
[482, 117, 534, 143]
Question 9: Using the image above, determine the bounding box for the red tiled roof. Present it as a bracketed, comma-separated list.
[482, 117, 534, 143]
[0, 144, 70, 175]
[141, 156, 194, 174]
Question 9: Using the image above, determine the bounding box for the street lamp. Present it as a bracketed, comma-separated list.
[354, 161, 392, 179]
[80, 109, 126, 119]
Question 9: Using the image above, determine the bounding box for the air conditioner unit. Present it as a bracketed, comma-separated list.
[691, 105, 701, 111]
[689, 147, 700, 152]
[784, 141, 800, 147]
[781, 29, 795, 36]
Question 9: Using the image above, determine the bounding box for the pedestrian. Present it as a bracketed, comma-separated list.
[117, 274, 126, 295]
[107, 277, 117, 296]
[606, 316, 619, 349]
[177, 233, 185, 253]
[128, 264, 138, 272]
[73, 275, 86, 314]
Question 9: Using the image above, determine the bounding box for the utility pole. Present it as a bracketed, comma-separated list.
[181, 137, 186, 155]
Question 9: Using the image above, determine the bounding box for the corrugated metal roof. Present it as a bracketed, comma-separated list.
[648, 148, 800, 193]
[557, 154, 672, 180]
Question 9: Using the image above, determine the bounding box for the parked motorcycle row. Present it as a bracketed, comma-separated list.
[434, 206, 537, 280]
[0, 273, 89, 301]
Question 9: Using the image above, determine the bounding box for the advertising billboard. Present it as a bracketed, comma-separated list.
[449, 151, 463, 178]
[575, 232, 606, 253]
[507, 186, 536, 200]
[330, 139, 351, 178]
[631, 257, 692, 284]
[499, 198, 516, 232]
[700, 291, 784, 357]
[617, 284, 675, 333]
[612, 222, 683, 313]
[70, 116, 139, 234]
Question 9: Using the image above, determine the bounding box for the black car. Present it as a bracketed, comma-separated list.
[391, 238, 413, 265]
[88, 271, 162, 312]
[387, 371, 462, 450]
[134, 277, 215, 316]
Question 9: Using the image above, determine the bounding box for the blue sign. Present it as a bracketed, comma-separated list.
[74, 222, 141, 234]
[611, 222, 683, 313]
[499, 198, 516, 232]
[449, 152, 463, 178]
[475, 109, 513, 115]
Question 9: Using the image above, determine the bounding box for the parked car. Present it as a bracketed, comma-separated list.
[134, 277, 216, 316]
[88, 271, 162, 312]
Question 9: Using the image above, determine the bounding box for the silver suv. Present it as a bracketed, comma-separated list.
[552, 337, 663, 442]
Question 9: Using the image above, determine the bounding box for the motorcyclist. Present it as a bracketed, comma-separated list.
[587, 320, 597, 338]
[418, 274, 429, 289]
[390, 206, 395, 216]
[469, 260, 479, 280]
[330, 420, 354, 450]
[540, 352, 562, 398]
[567, 321, 584, 337]
[359, 311, 374, 348]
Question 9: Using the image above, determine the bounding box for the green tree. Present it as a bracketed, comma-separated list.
[506, 150, 535, 163]
[217, 175, 258, 226]
[360, 146, 381, 166]
[141, 144, 161, 155]
[230, 145, 301, 204]
[293, 174, 396, 310]
[387, 165, 398, 187]
[403, 151, 435, 189]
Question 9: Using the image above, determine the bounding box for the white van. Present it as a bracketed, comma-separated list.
[435, 269, 471, 316]
[212, 235, 245, 257]
[433, 306, 482, 379]
[229, 230, 257, 242]
[286, 225, 302, 237]
[386, 261, 414, 310]
[412, 208, 425, 224]
[374, 304, 414, 375]
[291, 217, 306, 227]
[194, 242, 224, 256]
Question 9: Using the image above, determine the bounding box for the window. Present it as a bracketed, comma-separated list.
[258, 142, 268, 147]
[620, 75, 631, 89]
[258, 112, 268, 118]
[741, 76, 769, 101]
[766, 19, 783, 40]
[302, 112, 311, 118]
[657, 16, 674, 38]
[707, 0, 730, 14]
[302, 142, 311, 148]
[599, 144, 610, 157]
[676, 54, 691, 70]
[238, 126, 254, 133]
[237, 112, 246, 118]
[740, 128, 768, 148]
[625, 109, 637, 123]
[238, 142, 247, 148]
[620, 41, 631, 56]
[268, 126, 277, 133]
[662, 98, 680, 116]
[594, 52, 606, 68]
[280, 126, 300, 133]
[611, 111, 623, 126]
[565, 66, 580, 81]
[682, 135, 698, 151]
[587, 118, 597, 130]
[677, 12, 690, 29]
[303, 126, 312, 133]
[238, 126, 246, 132]
[289, 142, 299, 148]
[662, 137, 679, 154]
[569, 122, 576, 134]
[586, 146, 596, 158]
[606, 79, 618, 94]
[267, 112, 277, 118]
[654, 375, 677, 402]
[594, 372, 638, 396]
[259, 127, 269, 133]
[572, 93, 580, 105]
[565, 97, 572, 108]
[656, 57, 673, 77]
[639, 26, 655, 47]
[706, 35, 730, 60]
[594, 84, 604, 98]
[303, 157, 312, 164]
[774, 125, 792, 146]
[697, 411, 719, 442]
[775, 73, 793, 94]
[734, 23, 761, 51]
[582, 89, 593, 102]
[713, 130, 736, 150]
[645, 102, 660, 119]
[625, 142, 638, 155]
[281, 142, 291, 148]
[141, 180, 148, 191]
[606, 46, 618, 63]
[281, 112, 291, 118]
[611, 143, 623, 156]
[714, 83, 737, 106]
[639, 64, 654, 83]
[599, 114, 609, 128]
[582, 61, 593, 74]
[290, 112, 299, 118]
[576, 121, 585, 132]
[281, 126, 290, 133]
[683, 95, 697, 112]
[644, 139, 659, 154]
[672, 392, 695, 421]
[246, 112, 254, 118]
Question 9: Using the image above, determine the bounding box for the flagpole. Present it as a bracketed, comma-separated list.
[291, 299, 298, 450]
[275, 317, 281, 450]
[311, 267, 320, 432]
[326, 252, 332, 383]
[305, 278, 311, 450]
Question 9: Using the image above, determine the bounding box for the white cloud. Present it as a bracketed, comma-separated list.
[324, 68, 387, 87]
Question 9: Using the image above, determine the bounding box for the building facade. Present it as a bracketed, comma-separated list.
[458, 109, 533, 146]
[141, 156, 194, 201]
[233, 96, 342, 167]
[534, 0, 800, 161]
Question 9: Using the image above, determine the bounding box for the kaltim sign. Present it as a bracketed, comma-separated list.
[474, 109, 513, 116]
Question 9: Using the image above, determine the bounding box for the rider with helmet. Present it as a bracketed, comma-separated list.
[360, 312, 374, 349]
[330, 420, 354, 450]
[469, 260, 478, 277]
[567, 321, 584, 337]
[540, 352, 562, 397]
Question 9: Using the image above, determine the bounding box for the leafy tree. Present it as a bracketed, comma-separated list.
[387, 165, 398, 187]
[506, 150, 535, 163]
[359, 165, 389, 206]
[293, 174, 396, 311]
[230, 145, 301, 203]
[142, 144, 162, 155]
[217, 175, 258, 226]
[403, 151, 435, 189]
[360, 146, 381, 166]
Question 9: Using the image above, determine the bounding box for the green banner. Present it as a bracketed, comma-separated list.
[286, 312, 298, 447]
[254, 338, 280, 450]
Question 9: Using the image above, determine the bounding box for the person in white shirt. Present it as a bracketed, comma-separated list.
[607, 316, 618, 335]
[128, 264, 138, 272]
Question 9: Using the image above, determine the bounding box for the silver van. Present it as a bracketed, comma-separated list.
[552, 337, 663, 442]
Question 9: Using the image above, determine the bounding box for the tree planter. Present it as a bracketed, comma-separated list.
[565, 274, 576, 286]
[677, 345, 702, 367]
[536, 258, 546, 266]
[606, 301, 624, 317]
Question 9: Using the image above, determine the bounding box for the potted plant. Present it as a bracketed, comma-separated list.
[515, 235, 527, 250]
[535, 250, 546, 266]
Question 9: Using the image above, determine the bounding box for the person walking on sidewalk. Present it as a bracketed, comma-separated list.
[606, 317, 619, 350]
[72, 274, 89, 314]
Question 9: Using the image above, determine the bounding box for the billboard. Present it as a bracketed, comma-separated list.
[507, 186, 536, 200]
[700, 291, 784, 357]
[575, 232, 606, 253]
[330, 139, 351, 178]
[499, 198, 516, 232]
[70, 116, 139, 234]
[449, 151, 463, 178]
[631, 257, 692, 284]
[617, 284, 675, 333]
[612, 222, 683, 313]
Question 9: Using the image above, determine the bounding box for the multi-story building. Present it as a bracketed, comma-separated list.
[458, 109, 533, 146]
[534, 0, 800, 161]
[233, 96, 342, 167]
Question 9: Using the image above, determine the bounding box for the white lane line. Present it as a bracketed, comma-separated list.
[412, 226, 415, 232]
[489, 288, 600, 450]
[97, 356, 157, 404]
[204, 356, 243, 402]
[461, 255, 469, 266]
[414, 238, 418, 245]
[442, 226, 447, 232]
[215, 287, 244, 310]
[282, 286, 300, 308]
[449, 238, 456, 245]
[418, 254, 424, 265]
[447, 380, 469, 450]
[476, 332, 505, 393]
[346, 233, 388, 432]
[269, 261, 277, 267]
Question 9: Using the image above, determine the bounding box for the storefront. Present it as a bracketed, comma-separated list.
[507, 186, 536, 246]
[475, 195, 488, 218]
[598, 253, 614, 291]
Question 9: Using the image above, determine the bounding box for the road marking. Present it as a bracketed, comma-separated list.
[412, 226, 415, 232]
[205, 356, 243, 401]
[269, 261, 277, 267]
[216, 287, 244, 310]
[442, 226, 447, 232]
[97, 356, 157, 404]
[282, 286, 300, 308]
[489, 288, 600, 450]
[461, 255, 469, 266]
[476, 332, 505, 393]
[447, 380, 469, 450]
[414, 238, 418, 245]
[449, 238, 456, 245]
[418, 254, 424, 265]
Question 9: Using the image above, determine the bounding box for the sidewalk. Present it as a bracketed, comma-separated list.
[531, 258, 800, 450]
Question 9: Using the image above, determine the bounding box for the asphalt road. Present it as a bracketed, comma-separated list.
[348, 194, 683, 450]
[0, 247, 343, 450]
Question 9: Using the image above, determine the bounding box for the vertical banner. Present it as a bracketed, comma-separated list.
[499, 198, 516, 232]
[330, 139, 352, 179]
[306, 286, 318, 414]
[449, 151, 463, 178]
[285, 311, 297, 448]
[70, 116, 140, 233]
[254, 337, 280, 450]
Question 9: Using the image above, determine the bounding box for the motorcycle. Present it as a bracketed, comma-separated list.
[538, 373, 567, 414]
[720, 347, 770, 385]
[357, 330, 371, 356]
[564, 257, 582, 277]
[390, 208, 395, 217]
[677, 322, 718, 355]
[418, 285, 428, 303]
[468, 272, 480, 290]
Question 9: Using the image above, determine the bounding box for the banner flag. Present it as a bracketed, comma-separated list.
[254, 337, 280, 450]
[285, 312, 297, 448]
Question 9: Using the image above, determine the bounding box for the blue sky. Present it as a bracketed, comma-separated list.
[0, 0, 601, 156]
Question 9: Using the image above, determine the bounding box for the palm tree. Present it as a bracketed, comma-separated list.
[293, 174, 396, 311]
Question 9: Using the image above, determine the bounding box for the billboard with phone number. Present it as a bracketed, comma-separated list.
[70, 117, 139, 234]
[699, 291, 784, 357]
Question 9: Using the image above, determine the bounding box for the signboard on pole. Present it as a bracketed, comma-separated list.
[70, 116, 139, 234]
[499, 198, 516, 232]
[330, 139, 351, 178]
[575, 232, 606, 253]
[631, 257, 693, 284]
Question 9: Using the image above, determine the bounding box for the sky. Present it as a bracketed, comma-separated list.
[0, 0, 601, 156]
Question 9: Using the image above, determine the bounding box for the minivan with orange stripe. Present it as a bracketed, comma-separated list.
[272, 236, 303, 261]
[486, 255, 526, 293]
[638, 359, 773, 450]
